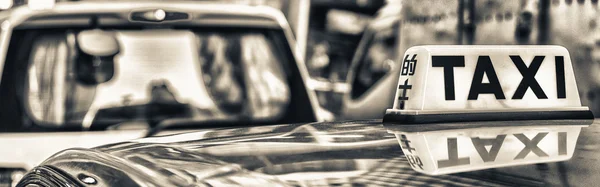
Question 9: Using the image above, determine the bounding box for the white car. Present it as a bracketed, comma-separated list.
[0, 1, 328, 185]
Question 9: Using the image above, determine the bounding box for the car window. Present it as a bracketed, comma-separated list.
[0, 28, 301, 131]
[350, 23, 399, 99]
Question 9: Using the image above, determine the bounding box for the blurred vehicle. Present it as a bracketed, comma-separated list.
[303, 3, 381, 115]
[0, 1, 328, 185]
[342, 5, 403, 119]
[342, 0, 600, 119]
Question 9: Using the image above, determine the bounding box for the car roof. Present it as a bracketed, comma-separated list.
[0, 1, 291, 29]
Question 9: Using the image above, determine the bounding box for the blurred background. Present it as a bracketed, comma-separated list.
[200, 0, 600, 118]
[302, 0, 600, 118]
[3, 0, 600, 186]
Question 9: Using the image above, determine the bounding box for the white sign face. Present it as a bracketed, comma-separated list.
[388, 125, 585, 175]
[390, 45, 585, 113]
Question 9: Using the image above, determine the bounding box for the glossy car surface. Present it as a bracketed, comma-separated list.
[19, 119, 600, 187]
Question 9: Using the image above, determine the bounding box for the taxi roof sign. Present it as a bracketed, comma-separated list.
[384, 45, 593, 124]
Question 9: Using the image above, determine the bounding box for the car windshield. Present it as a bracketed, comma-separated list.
[0, 27, 304, 131]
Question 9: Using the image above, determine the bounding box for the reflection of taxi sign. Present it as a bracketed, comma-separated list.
[386, 121, 590, 175]
[384, 45, 593, 175]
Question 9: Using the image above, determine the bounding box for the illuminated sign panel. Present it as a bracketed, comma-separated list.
[389, 45, 584, 113]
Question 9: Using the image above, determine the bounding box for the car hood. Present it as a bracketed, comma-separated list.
[26, 120, 600, 187]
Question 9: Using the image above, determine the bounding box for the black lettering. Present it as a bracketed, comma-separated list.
[514, 133, 549, 159]
[559, 132, 567, 155]
[556, 56, 566, 99]
[406, 155, 424, 169]
[437, 138, 470, 168]
[471, 135, 506, 162]
[397, 80, 412, 109]
[468, 56, 506, 100]
[432, 56, 465, 100]
[399, 134, 415, 153]
[511, 56, 548, 99]
[415, 156, 424, 169]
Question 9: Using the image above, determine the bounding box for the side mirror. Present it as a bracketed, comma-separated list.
[76, 30, 120, 85]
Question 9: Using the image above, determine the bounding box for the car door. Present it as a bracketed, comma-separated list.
[342, 18, 401, 120]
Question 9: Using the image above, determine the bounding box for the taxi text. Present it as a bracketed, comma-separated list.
[437, 132, 567, 168]
[432, 55, 566, 100]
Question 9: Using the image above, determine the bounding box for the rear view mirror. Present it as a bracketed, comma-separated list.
[76, 30, 119, 85]
[77, 29, 119, 56]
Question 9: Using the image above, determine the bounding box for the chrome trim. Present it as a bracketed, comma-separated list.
[16, 166, 80, 187]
